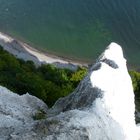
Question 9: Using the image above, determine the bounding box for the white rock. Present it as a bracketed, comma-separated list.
[0, 86, 48, 139]
[47, 42, 139, 140]
[0, 42, 139, 140]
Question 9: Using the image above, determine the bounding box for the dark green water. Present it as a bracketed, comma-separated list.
[0, 0, 140, 66]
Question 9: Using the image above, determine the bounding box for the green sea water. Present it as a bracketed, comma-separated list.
[0, 0, 140, 66]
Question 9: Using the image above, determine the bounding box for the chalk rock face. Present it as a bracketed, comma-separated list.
[0, 42, 139, 140]
[0, 86, 48, 140]
[46, 42, 139, 140]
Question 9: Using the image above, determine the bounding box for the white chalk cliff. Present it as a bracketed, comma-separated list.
[0, 42, 139, 140]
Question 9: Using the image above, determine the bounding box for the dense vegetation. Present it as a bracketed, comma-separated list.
[129, 71, 140, 96]
[0, 46, 87, 107]
[1, 45, 140, 110]
[129, 71, 140, 123]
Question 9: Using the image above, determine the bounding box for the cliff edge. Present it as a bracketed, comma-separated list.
[0, 42, 139, 140]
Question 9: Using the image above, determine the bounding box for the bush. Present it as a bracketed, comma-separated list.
[0, 46, 87, 107]
[129, 70, 140, 95]
[33, 109, 46, 120]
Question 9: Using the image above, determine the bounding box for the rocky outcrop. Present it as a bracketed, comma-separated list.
[0, 42, 139, 140]
[0, 86, 48, 140]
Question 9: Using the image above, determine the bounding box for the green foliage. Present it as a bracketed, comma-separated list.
[129, 70, 140, 123]
[129, 70, 140, 95]
[70, 67, 87, 86]
[2, 45, 140, 111]
[0, 46, 87, 107]
[33, 109, 46, 120]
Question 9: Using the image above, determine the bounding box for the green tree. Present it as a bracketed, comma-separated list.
[129, 70, 140, 95]
[0, 46, 87, 107]
[70, 67, 87, 86]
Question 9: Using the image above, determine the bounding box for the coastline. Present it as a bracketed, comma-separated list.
[0, 31, 88, 70]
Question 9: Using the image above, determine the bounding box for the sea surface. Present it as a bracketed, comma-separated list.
[0, 0, 140, 66]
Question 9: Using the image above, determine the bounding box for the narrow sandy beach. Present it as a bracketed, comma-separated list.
[0, 32, 88, 69]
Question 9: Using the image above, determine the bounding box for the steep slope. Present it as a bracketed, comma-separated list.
[46, 42, 139, 140]
[0, 42, 139, 140]
[0, 86, 48, 140]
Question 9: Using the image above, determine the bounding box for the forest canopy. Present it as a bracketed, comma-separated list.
[0, 46, 87, 107]
[0, 46, 140, 108]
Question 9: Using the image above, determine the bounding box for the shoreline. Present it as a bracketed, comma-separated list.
[0, 31, 138, 71]
[0, 31, 89, 70]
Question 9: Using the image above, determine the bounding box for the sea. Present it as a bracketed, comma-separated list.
[0, 0, 140, 67]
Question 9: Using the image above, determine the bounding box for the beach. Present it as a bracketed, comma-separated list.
[0, 32, 88, 70]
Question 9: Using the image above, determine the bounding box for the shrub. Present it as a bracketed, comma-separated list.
[0, 46, 87, 107]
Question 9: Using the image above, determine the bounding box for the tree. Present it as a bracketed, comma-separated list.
[70, 67, 87, 86]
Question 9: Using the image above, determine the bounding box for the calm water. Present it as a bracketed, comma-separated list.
[0, 0, 140, 66]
